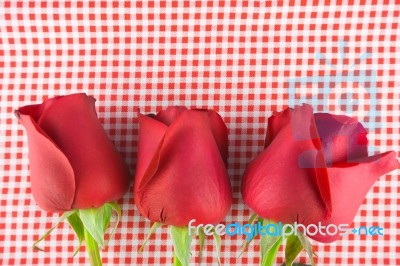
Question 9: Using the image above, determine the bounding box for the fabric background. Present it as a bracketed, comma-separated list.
[0, 1, 399, 265]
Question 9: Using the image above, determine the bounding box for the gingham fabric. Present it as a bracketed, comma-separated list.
[0, 1, 399, 265]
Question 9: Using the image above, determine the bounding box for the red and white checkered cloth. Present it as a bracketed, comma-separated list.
[0, 1, 399, 265]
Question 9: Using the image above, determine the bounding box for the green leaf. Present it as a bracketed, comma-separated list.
[102, 204, 112, 233]
[260, 218, 283, 266]
[296, 230, 316, 266]
[67, 212, 85, 257]
[261, 235, 282, 266]
[173, 252, 184, 266]
[139, 222, 162, 252]
[238, 213, 260, 258]
[238, 235, 254, 258]
[198, 228, 205, 262]
[170, 226, 192, 266]
[79, 206, 109, 247]
[249, 213, 259, 225]
[33, 210, 76, 251]
[104, 202, 122, 246]
[213, 230, 222, 265]
[260, 219, 279, 257]
[84, 226, 102, 266]
[285, 234, 304, 266]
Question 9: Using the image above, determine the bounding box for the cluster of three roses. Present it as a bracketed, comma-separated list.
[16, 93, 398, 265]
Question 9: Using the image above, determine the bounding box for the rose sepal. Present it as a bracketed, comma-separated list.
[33, 201, 122, 266]
[240, 214, 316, 266]
[140, 222, 223, 265]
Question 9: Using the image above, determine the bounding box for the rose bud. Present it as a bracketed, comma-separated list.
[16, 93, 130, 266]
[241, 104, 398, 264]
[135, 107, 232, 265]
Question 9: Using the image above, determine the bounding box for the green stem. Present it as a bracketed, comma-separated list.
[84, 227, 102, 266]
[173, 251, 184, 266]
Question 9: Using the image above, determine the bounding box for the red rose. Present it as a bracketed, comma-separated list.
[242, 104, 398, 242]
[134, 107, 232, 226]
[16, 93, 130, 212]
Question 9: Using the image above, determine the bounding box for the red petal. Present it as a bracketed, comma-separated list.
[135, 110, 231, 226]
[310, 151, 399, 243]
[16, 113, 75, 212]
[134, 113, 168, 192]
[314, 113, 368, 165]
[264, 108, 292, 147]
[155, 106, 187, 126]
[242, 104, 331, 224]
[199, 110, 229, 163]
[37, 94, 130, 209]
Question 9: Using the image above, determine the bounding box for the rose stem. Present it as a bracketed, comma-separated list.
[84, 228, 102, 266]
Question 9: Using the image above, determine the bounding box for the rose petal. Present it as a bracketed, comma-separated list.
[134, 113, 168, 192]
[314, 113, 368, 165]
[202, 110, 229, 164]
[310, 151, 399, 243]
[37, 94, 130, 209]
[242, 104, 332, 224]
[16, 113, 75, 212]
[264, 108, 291, 147]
[17, 96, 63, 123]
[155, 106, 188, 126]
[135, 110, 231, 226]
